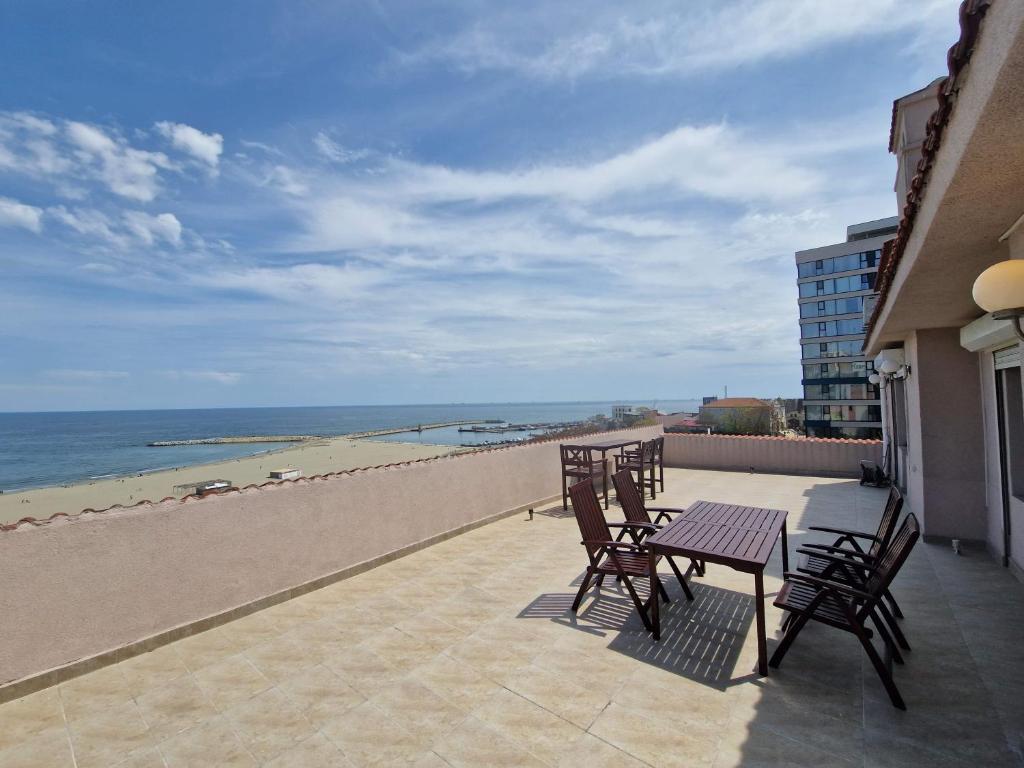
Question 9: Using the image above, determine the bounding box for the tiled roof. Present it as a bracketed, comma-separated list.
[700, 398, 771, 408]
[867, 0, 993, 338]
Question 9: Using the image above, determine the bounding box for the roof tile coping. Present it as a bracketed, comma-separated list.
[0, 424, 658, 533]
[868, 0, 993, 337]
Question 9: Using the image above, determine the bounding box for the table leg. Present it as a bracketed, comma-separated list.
[754, 570, 767, 675]
[650, 546, 660, 641]
[781, 520, 789, 578]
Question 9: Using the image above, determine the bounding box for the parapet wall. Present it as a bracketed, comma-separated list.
[0, 426, 660, 693]
[663, 433, 882, 477]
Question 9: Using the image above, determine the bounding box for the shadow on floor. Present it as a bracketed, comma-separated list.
[518, 576, 758, 689]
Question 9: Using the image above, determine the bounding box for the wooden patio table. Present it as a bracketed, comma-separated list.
[564, 438, 642, 460]
[646, 500, 789, 675]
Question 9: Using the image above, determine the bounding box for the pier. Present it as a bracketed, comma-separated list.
[347, 420, 501, 439]
[148, 435, 319, 447]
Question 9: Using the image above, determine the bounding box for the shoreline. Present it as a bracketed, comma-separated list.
[0, 435, 469, 525]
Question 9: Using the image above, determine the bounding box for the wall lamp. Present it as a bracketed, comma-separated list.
[973, 259, 1024, 342]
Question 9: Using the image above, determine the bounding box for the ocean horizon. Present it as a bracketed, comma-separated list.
[0, 400, 700, 492]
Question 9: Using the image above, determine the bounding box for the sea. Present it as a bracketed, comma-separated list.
[0, 401, 699, 492]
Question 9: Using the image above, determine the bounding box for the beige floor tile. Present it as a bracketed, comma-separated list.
[320, 700, 433, 767]
[113, 746, 169, 767]
[359, 627, 439, 672]
[471, 687, 586, 765]
[0, 728, 75, 768]
[227, 612, 282, 650]
[394, 613, 470, 652]
[588, 701, 720, 768]
[557, 733, 649, 768]
[322, 645, 404, 697]
[135, 676, 218, 742]
[368, 678, 466, 741]
[263, 732, 352, 767]
[498, 662, 610, 729]
[120, 646, 191, 697]
[158, 716, 256, 767]
[713, 721, 860, 768]
[175, 628, 244, 673]
[191, 654, 272, 712]
[68, 699, 155, 768]
[410, 653, 503, 711]
[278, 664, 365, 727]
[432, 716, 548, 768]
[224, 687, 315, 762]
[0, 688, 66, 752]
[243, 634, 318, 684]
[59, 664, 135, 722]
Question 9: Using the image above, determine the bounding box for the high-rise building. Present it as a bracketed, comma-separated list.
[795, 217, 898, 438]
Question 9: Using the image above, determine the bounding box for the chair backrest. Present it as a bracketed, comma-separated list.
[640, 439, 656, 462]
[561, 444, 594, 468]
[868, 486, 904, 559]
[863, 512, 919, 603]
[568, 479, 612, 560]
[651, 436, 664, 463]
[611, 469, 650, 525]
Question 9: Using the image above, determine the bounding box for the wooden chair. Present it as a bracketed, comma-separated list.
[610, 469, 705, 577]
[615, 439, 658, 499]
[770, 513, 920, 709]
[561, 444, 607, 511]
[568, 479, 692, 630]
[799, 486, 905, 620]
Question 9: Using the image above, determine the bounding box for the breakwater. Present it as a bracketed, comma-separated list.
[148, 436, 319, 447]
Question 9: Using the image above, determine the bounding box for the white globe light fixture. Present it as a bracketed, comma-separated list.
[868, 373, 881, 385]
[973, 260, 1024, 341]
[878, 358, 900, 375]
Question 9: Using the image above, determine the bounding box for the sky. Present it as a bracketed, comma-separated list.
[0, 0, 962, 411]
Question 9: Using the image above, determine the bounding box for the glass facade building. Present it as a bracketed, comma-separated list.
[794, 218, 899, 439]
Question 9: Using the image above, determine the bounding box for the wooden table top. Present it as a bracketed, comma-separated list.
[564, 439, 642, 451]
[646, 500, 787, 570]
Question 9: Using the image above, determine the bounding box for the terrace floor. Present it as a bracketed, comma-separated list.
[2, 469, 1023, 767]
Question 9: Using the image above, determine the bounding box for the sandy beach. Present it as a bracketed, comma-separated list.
[0, 437, 466, 526]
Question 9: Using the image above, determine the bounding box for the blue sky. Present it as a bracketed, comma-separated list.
[0, 0, 960, 411]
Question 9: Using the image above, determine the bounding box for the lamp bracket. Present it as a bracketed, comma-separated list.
[992, 309, 1024, 343]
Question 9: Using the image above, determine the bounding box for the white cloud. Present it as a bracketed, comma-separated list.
[122, 211, 183, 246]
[314, 132, 370, 164]
[155, 121, 224, 171]
[161, 370, 242, 385]
[265, 165, 308, 196]
[66, 120, 174, 201]
[401, 0, 954, 80]
[48, 206, 184, 249]
[0, 196, 43, 233]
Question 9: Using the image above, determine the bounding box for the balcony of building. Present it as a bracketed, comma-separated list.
[1, 437, 1021, 767]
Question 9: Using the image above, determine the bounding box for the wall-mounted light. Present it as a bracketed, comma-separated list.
[878, 358, 900, 375]
[867, 373, 881, 385]
[973, 260, 1024, 342]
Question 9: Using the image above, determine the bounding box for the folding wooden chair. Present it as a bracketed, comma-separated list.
[560, 444, 608, 510]
[770, 513, 920, 709]
[568, 479, 692, 630]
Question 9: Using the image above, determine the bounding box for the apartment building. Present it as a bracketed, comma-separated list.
[795, 217, 898, 438]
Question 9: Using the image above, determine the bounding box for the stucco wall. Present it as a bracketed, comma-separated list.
[662, 433, 880, 477]
[915, 329, 987, 541]
[0, 426, 660, 690]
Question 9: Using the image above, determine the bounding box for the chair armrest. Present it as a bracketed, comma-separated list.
[585, 540, 644, 553]
[784, 572, 873, 601]
[608, 522, 658, 532]
[646, 506, 684, 515]
[800, 544, 876, 561]
[797, 549, 873, 574]
[808, 525, 879, 541]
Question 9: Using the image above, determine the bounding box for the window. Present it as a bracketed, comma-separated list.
[796, 250, 880, 279]
[1000, 367, 1024, 500]
[799, 296, 865, 319]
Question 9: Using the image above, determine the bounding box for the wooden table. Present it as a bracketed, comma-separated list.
[646, 500, 789, 675]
